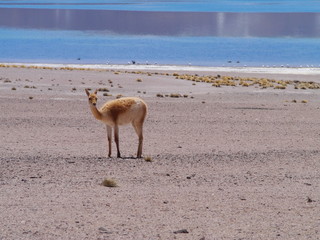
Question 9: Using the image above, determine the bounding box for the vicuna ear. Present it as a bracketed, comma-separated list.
[94, 89, 98, 95]
[85, 88, 90, 96]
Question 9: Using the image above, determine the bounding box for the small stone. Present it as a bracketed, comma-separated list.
[307, 197, 314, 203]
[173, 229, 189, 234]
[98, 227, 112, 234]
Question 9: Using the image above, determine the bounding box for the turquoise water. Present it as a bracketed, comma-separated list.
[1, 0, 320, 12]
[0, 1, 320, 66]
[1, 28, 320, 67]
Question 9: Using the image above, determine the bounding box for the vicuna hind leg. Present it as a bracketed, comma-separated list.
[114, 125, 121, 158]
[132, 121, 144, 158]
[106, 125, 112, 157]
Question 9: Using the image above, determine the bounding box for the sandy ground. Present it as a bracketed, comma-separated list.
[0, 65, 319, 240]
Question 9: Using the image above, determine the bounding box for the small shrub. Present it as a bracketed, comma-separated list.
[241, 82, 250, 87]
[98, 88, 109, 92]
[101, 178, 118, 187]
[170, 93, 181, 98]
[144, 156, 153, 162]
[156, 93, 164, 98]
[274, 85, 286, 89]
[136, 79, 142, 82]
[11, 87, 16, 90]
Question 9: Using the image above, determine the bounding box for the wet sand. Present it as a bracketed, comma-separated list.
[0, 64, 319, 239]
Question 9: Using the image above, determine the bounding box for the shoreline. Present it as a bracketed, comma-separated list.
[2, 62, 320, 75]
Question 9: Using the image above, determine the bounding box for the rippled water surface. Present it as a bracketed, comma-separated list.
[0, 0, 320, 66]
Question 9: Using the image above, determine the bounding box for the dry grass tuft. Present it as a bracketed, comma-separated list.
[173, 72, 320, 90]
[170, 93, 182, 98]
[274, 85, 286, 89]
[101, 178, 118, 187]
[144, 156, 153, 162]
[98, 88, 109, 92]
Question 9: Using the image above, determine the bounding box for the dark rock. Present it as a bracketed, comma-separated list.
[307, 197, 314, 203]
[173, 229, 189, 234]
[98, 227, 112, 234]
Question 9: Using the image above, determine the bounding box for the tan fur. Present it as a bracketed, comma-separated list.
[85, 89, 147, 158]
[101, 98, 137, 122]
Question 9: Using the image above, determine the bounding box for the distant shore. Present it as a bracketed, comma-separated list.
[2, 62, 320, 75]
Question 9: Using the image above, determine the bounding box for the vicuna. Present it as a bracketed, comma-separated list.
[85, 89, 147, 158]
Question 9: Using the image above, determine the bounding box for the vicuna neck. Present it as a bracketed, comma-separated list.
[89, 104, 102, 120]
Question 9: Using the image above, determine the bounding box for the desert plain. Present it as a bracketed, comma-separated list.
[0, 64, 320, 240]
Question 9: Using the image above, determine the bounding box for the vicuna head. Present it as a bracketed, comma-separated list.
[85, 89, 98, 106]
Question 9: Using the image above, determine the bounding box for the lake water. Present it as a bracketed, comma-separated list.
[0, 0, 320, 67]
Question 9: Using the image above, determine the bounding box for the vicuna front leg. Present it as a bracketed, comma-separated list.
[106, 125, 112, 157]
[114, 125, 121, 158]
